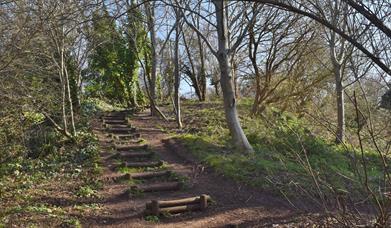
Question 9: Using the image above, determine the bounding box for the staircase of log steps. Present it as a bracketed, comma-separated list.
[102, 111, 213, 216]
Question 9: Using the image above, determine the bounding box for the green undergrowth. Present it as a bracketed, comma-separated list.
[176, 100, 386, 205]
[0, 100, 106, 226]
[81, 97, 127, 114]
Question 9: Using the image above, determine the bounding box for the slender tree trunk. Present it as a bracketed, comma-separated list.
[251, 73, 262, 115]
[132, 80, 139, 107]
[146, 2, 157, 115]
[213, 80, 220, 97]
[195, 3, 207, 101]
[213, 0, 253, 153]
[334, 64, 345, 143]
[59, 48, 68, 134]
[63, 51, 76, 136]
[197, 34, 206, 101]
[75, 71, 82, 110]
[174, 9, 182, 129]
[329, 29, 346, 144]
[231, 60, 240, 99]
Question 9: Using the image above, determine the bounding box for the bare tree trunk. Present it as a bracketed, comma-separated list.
[213, 0, 253, 153]
[59, 47, 68, 134]
[195, 3, 206, 101]
[63, 49, 76, 136]
[174, 8, 182, 129]
[328, 8, 347, 143]
[251, 71, 262, 115]
[197, 35, 206, 101]
[75, 70, 82, 110]
[42, 112, 73, 141]
[231, 60, 240, 99]
[334, 62, 345, 143]
[212, 79, 220, 97]
[146, 2, 158, 116]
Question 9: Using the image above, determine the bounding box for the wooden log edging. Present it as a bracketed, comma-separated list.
[104, 124, 130, 129]
[103, 119, 127, 125]
[130, 181, 182, 193]
[145, 194, 212, 216]
[108, 151, 154, 161]
[125, 170, 171, 180]
[115, 170, 171, 183]
[122, 160, 163, 168]
[112, 133, 140, 140]
[107, 127, 136, 134]
[103, 116, 126, 120]
[113, 139, 144, 145]
[119, 151, 154, 159]
[115, 144, 148, 151]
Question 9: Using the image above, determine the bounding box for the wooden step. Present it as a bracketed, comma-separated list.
[130, 181, 181, 193]
[114, 170, 171, 182]
[103, 116, 126, 120]
[107, 127, 136, 134]
[103, 119, 127, 124]
[113, 139, 144, 145]
[123, 160, 162, 168]
[145, 194, 211, 215]
[147, 195, 211, 208]
[115, 144, 148, 151]
[152, 204, 200, 214]
[112, 133, 140, 140]
[116, 151, 154, 159]
[105, 112, 126, 117]
[105, 124, 130, 128]
[124, 170, 171, 180]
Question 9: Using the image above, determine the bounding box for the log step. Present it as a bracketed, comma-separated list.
[112, 133, 140, 140]
[107, 127, 136, 134]
[113, 170, 171, 182]
[103, 120, 127, 124]
[145, 194, 211, 215]
[124, 170, 171, 180]
[115, 144, 148, 151]
[146, 195, 211, 208]
[130, 181, 181, 193]
[123, 160, 163, 168]
[155, 204, 200, 214]
[105, 114, 126, 118]
[114, 139, 144, 145]
[103, 116, 126, 120]
[105, 124, 130, 128]
[117, 151, 154, 159]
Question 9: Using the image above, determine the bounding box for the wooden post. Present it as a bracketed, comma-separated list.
[200, 194, 208, 210]
[151, 200, 159, 216]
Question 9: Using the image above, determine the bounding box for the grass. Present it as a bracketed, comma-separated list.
[175, 99, 387, 205]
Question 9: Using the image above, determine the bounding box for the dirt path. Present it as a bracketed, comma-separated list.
[86, 110, 301, 228]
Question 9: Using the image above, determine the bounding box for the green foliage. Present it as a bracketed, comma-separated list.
[23, 112, 45, 124]
[75, 186, 98, 198]
[144, 215, 159, 222]
[62, 218, 82, 228]
[81, 98, 124, 115]
[85, 6, 147, 107]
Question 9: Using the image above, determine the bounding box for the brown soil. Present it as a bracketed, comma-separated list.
[83, 110, 321, 228]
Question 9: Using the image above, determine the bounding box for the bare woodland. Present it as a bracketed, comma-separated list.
[1, 0, 390, 226]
